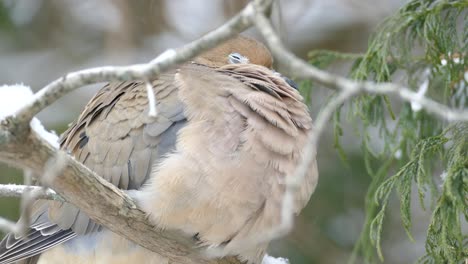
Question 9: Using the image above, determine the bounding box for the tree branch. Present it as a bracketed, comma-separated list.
[248, 0, 468, 251]
[0, 0, 466, 263]
[0, 217, 16, 234]
[0, 129, 242, 264]
[0, 184, 63, 202]
[13, 0, 271, 125]
[251, 6, 468, 122]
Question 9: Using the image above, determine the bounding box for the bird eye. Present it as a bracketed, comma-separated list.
[229, 52, 248, 64]
[230, 53, 241, 60]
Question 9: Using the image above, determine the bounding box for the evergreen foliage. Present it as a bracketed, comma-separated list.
[304, 0, 467, 262]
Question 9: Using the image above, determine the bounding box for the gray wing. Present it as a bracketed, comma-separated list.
[0, 202, 76, 264]
[0, 73, 186, 264]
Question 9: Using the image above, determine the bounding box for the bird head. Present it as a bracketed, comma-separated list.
[192, 35, 299, 91]
[194, 35, 273, 69]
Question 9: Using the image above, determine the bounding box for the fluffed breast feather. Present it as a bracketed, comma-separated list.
[177, 62, 314, 174]
[176, 63, 317, 211]
[146, 63, 318, 252]
[217, 63, 317, 214]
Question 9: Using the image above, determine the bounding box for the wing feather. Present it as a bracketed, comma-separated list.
[0, 73, 186, 263]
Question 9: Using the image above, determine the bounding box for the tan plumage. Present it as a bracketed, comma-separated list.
[0, 35, 318, 264]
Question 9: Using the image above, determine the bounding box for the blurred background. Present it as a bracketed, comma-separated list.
[0, 0, 437, 263]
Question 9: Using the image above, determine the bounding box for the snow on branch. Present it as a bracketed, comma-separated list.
[0, 84, 59, 147]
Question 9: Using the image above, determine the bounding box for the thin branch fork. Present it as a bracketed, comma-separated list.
[0, 185, 61, 201]
[251, 4, 468, 122]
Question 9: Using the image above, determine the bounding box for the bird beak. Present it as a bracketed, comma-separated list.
[283, 76, 298, 90]
[273, 70, 298, 90]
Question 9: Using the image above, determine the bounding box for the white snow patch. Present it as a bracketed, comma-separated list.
[31, 117, 59, 148]
[0, 84, 59, 148]
[0, 84, 34, 119]
[262, 254, 290, 264]
[440, 171, 447, 182]
[394, 149, 402, 159]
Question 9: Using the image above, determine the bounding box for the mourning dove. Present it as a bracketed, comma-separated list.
[0, 35, 318, 264]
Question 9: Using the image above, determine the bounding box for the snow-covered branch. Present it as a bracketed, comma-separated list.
[12, 0, 268, 125]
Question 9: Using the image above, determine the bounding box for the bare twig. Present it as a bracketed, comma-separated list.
[0, 184, 63, 201]
[17, 189, 39, 236]
[284, 89, 359, 225]
[219, 89, 359, 253]
[41, 150, 68, 186]
[0, 172, 64, 236]
[16, 169, 34, 236]
[0, 217, 16, 234]
[14, 152, 67, 236]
